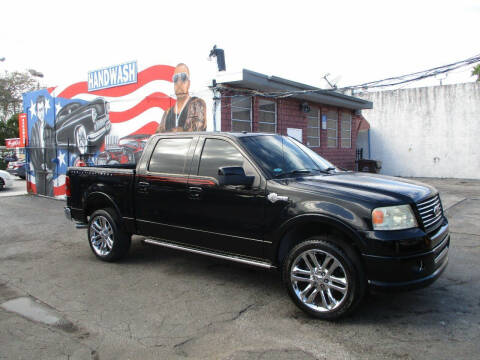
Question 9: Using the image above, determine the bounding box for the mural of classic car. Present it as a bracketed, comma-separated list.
[95, 134, 150, 165]
[56, 98, 111, 155]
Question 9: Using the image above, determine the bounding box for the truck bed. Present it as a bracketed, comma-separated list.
[66, 165, 137, 226]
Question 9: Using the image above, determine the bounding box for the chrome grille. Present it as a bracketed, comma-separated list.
[416, 195, 443, 229]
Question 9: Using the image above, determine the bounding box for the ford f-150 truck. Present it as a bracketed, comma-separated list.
[65, 132, 449, 319]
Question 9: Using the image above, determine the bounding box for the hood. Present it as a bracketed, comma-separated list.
[282, 172, 436, 204]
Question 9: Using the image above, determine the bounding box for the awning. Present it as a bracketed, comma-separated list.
[214, 69, 373, 110]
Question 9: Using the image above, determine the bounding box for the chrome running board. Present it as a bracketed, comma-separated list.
[143, 238, 276, 269]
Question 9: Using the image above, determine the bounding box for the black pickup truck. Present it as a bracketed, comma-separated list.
[65, 132, 449, 319]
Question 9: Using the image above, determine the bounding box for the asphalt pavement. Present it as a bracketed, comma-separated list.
[0, 177, 27, 197]
[0, 178, 479, 360]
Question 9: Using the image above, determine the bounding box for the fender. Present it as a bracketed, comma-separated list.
[84, 190, 122, 219]
[269, 213, 368, 263]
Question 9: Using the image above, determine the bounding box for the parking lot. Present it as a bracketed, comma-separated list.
[0, 177, 27, 197]
[0, 178, 479, 360]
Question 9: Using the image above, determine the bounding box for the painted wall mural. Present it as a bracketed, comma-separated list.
[23, 63, 210, 198]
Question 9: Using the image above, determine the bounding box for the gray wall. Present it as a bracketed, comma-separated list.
[360, 83, 480, 179]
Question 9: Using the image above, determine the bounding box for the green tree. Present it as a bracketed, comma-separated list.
[472, 64, 480, 81]
[0, 113, 20, 145]
[0, 70, 38, 146]
[0, 71, 38, 123]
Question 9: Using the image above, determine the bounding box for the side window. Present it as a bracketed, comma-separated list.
[149, 138, 192, 174]
[231, 96, 252, 132]
[198, 138, 259, 186]
[327, 110, 338, 148]
[257, 99, 276, 133]
[340, 111, 352, 148]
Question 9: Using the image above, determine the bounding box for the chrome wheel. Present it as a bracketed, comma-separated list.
[290, 249, 348, 312]
[90, 215, 114, 256]
[75, 125, 88, 154]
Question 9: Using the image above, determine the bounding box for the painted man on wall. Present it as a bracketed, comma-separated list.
[156, 63, 206, 133]
[29, 95, 56, 196]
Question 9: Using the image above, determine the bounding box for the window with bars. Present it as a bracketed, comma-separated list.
[257, 99, 276, 133]
[341, 112, 352, 148]
[327, 110, 338, 148]
[231, 96, 252, 132]
[306, 107, 320, 147]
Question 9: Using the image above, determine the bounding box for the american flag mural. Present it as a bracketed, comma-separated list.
[23, 64, 177, 198]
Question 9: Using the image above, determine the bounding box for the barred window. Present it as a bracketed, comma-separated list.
[257, 99, 276, 133]
[306, 107, 320, 147]
[327, 110, 338, 148]
[231, 96, 252, 132]
[341, 112, 352, 148]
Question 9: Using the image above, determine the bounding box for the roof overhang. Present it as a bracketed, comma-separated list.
[214, 69, 373, 110]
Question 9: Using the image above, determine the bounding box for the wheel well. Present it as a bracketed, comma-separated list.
[85, 194, 119, 219]
[276, 221, 362, 266]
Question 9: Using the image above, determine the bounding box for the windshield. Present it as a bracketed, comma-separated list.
[239, 135, 337, 178]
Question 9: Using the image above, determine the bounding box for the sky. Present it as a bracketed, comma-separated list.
[1, 0, 478, 93]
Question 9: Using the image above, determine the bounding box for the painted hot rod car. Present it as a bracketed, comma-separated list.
[95, 134, 150, 165]
[56, 98, 111, 155]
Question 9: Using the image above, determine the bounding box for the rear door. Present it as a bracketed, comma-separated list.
[135, 136, 197, 241]
[184, 136, 267, 259]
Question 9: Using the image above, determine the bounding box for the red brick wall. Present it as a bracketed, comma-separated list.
[220, 90, 362, 170]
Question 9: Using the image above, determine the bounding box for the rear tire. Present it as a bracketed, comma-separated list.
[282, 237, 366, 320]
[88, 208, 130, 262]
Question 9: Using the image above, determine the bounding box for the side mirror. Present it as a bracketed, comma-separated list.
[218, 166, 254, 187]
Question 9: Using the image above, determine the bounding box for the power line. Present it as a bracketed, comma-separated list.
[215, 53, 480, 99]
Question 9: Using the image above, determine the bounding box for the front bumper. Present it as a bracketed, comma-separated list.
[87, 119, 111, 143]
[1, 177, 13, 188]
[362, 219, 450, 290]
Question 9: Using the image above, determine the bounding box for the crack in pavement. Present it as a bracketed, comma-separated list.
[444, 197, 469, 212]
[172, 303, 257, 357]
[174, 337, 196, 357]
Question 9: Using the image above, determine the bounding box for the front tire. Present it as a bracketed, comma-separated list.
[75, 125, 88, 155]
[283, 238, 365, 320]
[88, 208, 131, 262]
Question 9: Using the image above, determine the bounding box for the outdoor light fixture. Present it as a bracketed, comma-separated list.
[209, 45, 226, 72]
[301, 102, 311, 113]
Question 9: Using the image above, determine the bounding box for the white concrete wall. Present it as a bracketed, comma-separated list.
[360, 83, 480, 179]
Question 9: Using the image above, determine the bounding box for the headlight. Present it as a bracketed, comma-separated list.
[372, 205, 417, 230]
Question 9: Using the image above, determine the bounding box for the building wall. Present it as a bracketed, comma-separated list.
[221, 91, 363, 170]
[360, 83, 480, 179]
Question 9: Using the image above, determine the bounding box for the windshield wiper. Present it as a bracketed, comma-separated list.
[274, 169, 312, 178]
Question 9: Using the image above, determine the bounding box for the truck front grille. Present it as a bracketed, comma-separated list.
[416, 195, 444, 229]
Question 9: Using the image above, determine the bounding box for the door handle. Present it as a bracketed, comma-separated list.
[138, 181, 150, 193]
[188, 186, 203, 199]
